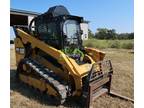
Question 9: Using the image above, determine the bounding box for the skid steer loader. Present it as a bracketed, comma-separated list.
[13, 5, 113, 108]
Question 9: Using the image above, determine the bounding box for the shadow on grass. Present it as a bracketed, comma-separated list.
[10, 69, 84, 108]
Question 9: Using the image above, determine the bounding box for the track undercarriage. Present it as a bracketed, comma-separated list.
[17, 58, 67, 104]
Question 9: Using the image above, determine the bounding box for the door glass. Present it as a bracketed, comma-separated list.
[63, 20, 80, 45]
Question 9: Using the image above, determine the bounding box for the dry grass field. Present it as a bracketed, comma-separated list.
[10, 46, 134, 108]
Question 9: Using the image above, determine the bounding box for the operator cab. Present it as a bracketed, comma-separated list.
[29, 5, 83, 50]
[29, 5, 84, 62]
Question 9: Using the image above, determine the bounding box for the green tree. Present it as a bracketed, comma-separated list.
[88, 29, 95, 38]
[117, 33, 134, 39]
[95, 28, 117, 39]
[128, 33, 134, 39]
[107, 29, 117, 39]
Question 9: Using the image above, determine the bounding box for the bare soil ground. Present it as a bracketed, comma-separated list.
[10, 47, 134, 108]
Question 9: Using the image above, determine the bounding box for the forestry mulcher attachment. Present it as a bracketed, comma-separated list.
[13, 6, 113, 108]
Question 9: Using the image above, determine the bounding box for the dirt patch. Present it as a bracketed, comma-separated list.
[10, 47, 134, 108]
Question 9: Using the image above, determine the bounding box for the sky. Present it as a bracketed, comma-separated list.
[10, 0, 134, 39]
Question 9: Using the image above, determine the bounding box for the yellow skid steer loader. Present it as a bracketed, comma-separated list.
[13, 5, 113, 108]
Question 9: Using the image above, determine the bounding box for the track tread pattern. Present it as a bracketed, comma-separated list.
[19, 58, 67, 104]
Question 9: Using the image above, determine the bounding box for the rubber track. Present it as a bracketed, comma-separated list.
[21, 58, 67, 104]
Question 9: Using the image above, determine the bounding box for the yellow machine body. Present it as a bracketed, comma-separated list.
[15, 28, 105, 96]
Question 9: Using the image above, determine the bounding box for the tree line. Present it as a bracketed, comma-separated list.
[88, 28, 134, 40]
